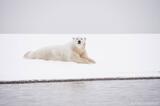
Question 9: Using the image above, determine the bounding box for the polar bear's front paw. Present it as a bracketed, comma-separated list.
[85, 58, 96, 64]
[90, 60, 96, 64]
[72, 58, 89, 64]
[80, 59, 95, 64]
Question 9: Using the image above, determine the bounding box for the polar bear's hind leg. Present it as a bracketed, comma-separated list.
[24, 51, 31, 59]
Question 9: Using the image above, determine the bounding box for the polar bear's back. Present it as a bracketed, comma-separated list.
[24, 43, 72, 61]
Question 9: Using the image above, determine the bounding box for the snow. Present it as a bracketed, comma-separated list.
[0, 34, 160, 81]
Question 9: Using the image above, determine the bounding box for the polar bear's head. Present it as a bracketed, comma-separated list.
[72, 37, 86, 49]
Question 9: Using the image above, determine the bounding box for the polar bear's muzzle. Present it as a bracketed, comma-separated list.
[78, 40, 81, 44]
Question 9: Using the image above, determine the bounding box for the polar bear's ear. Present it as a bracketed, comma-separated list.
[72, 37, 75, 40]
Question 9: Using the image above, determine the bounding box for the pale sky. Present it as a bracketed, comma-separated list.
[0, 0, 160, 33]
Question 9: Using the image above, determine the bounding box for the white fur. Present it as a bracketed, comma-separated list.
[24, 37, 95, 64]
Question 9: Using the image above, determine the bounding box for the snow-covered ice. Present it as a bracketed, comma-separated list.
[0, 34, 160, 81]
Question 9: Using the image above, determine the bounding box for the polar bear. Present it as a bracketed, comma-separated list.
[24, 37, 95, 64]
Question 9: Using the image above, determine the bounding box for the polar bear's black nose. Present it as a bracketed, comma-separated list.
[78, 40, 81, 44]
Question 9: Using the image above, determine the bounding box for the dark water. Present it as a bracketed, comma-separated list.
[0, 79, 160, 106]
